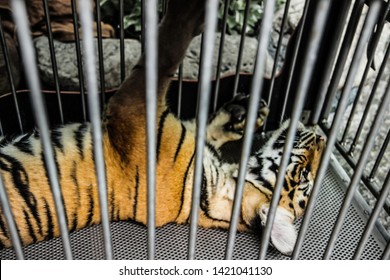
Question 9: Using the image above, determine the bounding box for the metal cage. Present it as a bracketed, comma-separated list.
[0, 0, 389, 260]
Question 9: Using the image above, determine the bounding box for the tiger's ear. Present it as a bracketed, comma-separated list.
[259, 205, 297, 256]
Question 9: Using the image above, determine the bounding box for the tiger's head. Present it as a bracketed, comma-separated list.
[247, 119, 325, 255]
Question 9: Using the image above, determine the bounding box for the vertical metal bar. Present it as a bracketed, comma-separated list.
[0, 175, 24, 259]
[10, 0, 73, 260]
[259, 0, 330, 260]
[324, 75, 390, 259]
[232, 0, 251, 96]
[310, 1, 352, 125]
[177, 63, 184, 118]
[42, 0, 64, 124]
[71, 0, 87, 121]
[383, 240, 390, 260]
[320, 0, 365, 122]
[0, 14, 23, 133]
[369, 129, 390, 180]
[144, 0, 158, 260]
[188, 0, 219, 260]
[212, 0, 230, 111]
[95, 0, 106, 105]
[292, 1, 381, 260]
[78, 0, 112, 260]
[141, 0, 145, 52]
[278, 0, 311, 125]
[224, 0, 276, 260]
[341, 0, 390, 146]
[353, 171, 390, 259]
[266, 0, 291, 106]
[350, 43, 390, 156]
[119, 0, 125, 82]
[0, 120, 3, 136]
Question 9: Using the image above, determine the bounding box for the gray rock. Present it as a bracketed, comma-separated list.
[34, 36, 142, 91]
[181, 33, 274, 80]
[35, 33, 273, 91]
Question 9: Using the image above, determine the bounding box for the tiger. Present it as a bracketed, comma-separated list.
[0, 0, 324, 256]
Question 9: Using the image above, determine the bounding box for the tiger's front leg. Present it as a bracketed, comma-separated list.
[207, 94, 269, 150]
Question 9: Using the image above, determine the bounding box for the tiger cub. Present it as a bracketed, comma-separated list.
[0, 0, 324, 256]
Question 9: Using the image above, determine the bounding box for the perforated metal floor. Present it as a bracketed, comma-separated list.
[0, 163, 386, 260]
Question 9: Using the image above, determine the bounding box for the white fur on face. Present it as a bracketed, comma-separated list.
[258, 204, 297, 256]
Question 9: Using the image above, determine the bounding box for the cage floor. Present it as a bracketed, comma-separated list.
[0, 164, 386, 260]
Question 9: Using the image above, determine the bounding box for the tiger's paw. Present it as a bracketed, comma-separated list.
[206, 94, 269, 149]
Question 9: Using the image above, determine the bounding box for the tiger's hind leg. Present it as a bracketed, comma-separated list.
[104, 0, 206, 162]
[206, 94, 269, 150]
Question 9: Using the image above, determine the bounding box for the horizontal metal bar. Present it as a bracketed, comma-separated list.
[188, 0, 219, 260]
[0, 175, 24, 259]
[11, 0, 73, 260]
[260, 0, 330, 260]
[78, 0, 112, 260]
[323, 2, 386, 259]
[144, 0, 158, 260]
[225, 0, 276, 260]
[292, 0, 382, 260]
[0, 14, 23, 133]
[353, 169, 390, 259]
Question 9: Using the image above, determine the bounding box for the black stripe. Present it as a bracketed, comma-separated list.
[299, 200, 306, 209]
[133, 166, 140, 220]
[156, 109, 170, 162]
[0, 152, 42, 235]
[0, 212, 9, 239]
[70, 161, 79, 232]
[174, 123, 187, 162]
[74, 123, 89, 160]
[200, 171, 209, 213]
[288, 188, 295, 200]
[70, 161, 79, 187]
[13, 133, 34, 155]
[41, 150, 61, 188]
[110, 187, 116, 221]
[70, 212, 78, 233]
[43, 199, 54, 240]
[175, 152, 195, 221]
[290, 163, 300, 179]
[206, 143, 221, 162]
[51, 128, 64, 153]
[283, 179, 290, 191]
[23, 210, 37, 244]
[266, 157, 278, 174]
[299, 132, 314, 145]
[85, 184, 94, 227]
